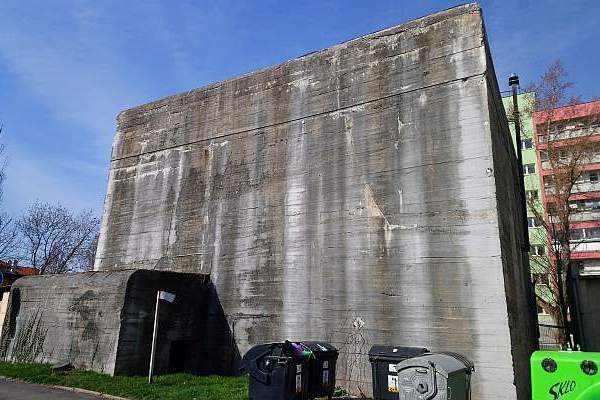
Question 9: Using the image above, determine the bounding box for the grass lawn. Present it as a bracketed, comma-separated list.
[0, 361, 248, 400]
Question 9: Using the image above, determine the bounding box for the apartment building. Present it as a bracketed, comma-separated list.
[533, 100, 600, 272]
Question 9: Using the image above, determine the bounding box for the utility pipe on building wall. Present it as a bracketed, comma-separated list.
[510, 73, 531, 252]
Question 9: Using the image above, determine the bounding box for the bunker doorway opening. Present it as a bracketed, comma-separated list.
[168, 339, 201, 374]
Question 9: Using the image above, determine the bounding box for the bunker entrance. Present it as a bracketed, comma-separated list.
[168, 340, 201, 374]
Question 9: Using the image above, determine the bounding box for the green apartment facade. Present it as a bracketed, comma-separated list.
[503, 92, 549, 314]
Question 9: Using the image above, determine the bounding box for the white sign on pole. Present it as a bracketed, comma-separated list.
[158, 291, 176, 303]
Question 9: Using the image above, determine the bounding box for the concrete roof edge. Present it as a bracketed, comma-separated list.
[9, 269, 140, 288]
[116, 3, 482, 121]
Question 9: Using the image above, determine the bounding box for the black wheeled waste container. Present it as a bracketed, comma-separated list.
[368, 345, 429, 400]
[301, 341, 339, 400]
[241, 342, 310, 400]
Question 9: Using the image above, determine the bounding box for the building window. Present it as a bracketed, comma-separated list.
[536, 304, 544, 314]
[531, 245, 546, 256]
[571, 229, 584, 240]
[587, 227, 600, 239]
[569, 199, 600, 211]
[526, 190, 539, 201]
[584, 199, 600, 210]
[576, 171, 600, 184]
[528, 217, 542, 228]
[559, 149, 568, 159]
[524, 164, 536, 175]
[544, 176, 554, 187]
[570, 227, 600, 240]
[521, 138, 533, 150]
[534, 273, 549, 285]
[540, 151, 549, 161]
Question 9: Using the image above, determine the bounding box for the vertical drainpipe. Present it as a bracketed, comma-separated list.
[510, 74, 539, 351]
[509, 74, 531, 252]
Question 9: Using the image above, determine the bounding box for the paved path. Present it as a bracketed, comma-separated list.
[0, 379, 105, 400]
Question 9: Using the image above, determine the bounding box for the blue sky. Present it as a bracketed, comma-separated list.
[0, 0, 599, 215]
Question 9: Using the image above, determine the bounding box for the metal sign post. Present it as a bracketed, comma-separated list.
[148, 290, 175, 384]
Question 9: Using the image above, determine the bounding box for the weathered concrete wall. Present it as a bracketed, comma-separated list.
[0, 270, 237, 376]
[95, 4, 536, 398]
[0, 271, 131, 373]
[484, 48, 538, 399]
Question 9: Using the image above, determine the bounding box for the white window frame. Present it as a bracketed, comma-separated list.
[521, 138, 533, 150]
[528, 217, 542, 228]
[531, 245, 546, 256]
[526, 190, 539, 201]
[524, 163, 536, 175]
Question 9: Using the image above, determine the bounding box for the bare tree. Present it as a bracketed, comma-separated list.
[17, 202, 100, 274]
[524, 60, 599, 349]
[78, 233, 99, 272]
[0, 213, 18, 259]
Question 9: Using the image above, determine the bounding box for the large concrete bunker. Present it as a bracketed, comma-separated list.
[2, 4, 537, 399]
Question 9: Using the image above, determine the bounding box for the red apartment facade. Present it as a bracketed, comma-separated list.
[534, 100, 600, 269]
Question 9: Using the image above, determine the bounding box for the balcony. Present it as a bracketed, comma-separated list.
[549, 210, 600, 224]
[545, 181, 600, 196]
[538, 126, 600, 144]
[570, 240, 600, 253]
[573, 181, 600, 194]
[541, 153, 600, 170]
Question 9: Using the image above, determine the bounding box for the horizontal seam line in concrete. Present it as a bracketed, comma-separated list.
[111, 69, 486, 163]
[110, 154, 492, 177]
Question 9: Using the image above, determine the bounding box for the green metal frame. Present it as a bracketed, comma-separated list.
[532, 351, 600, 399]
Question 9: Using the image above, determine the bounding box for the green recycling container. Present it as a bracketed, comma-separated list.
[531, 351, 600, 400]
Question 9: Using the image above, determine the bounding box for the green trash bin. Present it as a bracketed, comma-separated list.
[531, 351, 600, 400]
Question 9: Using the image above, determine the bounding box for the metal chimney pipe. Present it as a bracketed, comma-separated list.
[509, 73, 531, 251]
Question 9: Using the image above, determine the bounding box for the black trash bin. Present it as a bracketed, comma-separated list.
[242, 342, 310, 400]
[368, 345, 429, 400]
[301, 341, 339, 400]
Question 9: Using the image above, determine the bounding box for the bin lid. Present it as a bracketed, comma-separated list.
[437, 352, 475, 373]
[242, 343, 280, 363]
[368, 345, 429, 362]
[241, 343, 281, 383]
[301, 341, 339, 355]
[397, 353, 474, 378]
